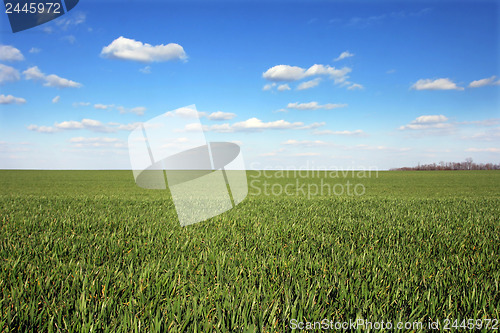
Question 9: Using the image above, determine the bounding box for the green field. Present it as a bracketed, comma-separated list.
[1, 170, 499, 332]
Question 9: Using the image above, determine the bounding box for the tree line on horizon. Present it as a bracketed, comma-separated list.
[391, 158, 500, 171]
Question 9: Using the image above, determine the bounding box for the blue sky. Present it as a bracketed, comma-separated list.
[0, 0, 499, 170]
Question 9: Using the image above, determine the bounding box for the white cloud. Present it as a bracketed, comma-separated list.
[313, 129, 365, 136]
[334, 51, 354, 61]
[399, 115, 451, 130]
[61, 35, 76, 44]
[117, 106, 146, 116]
[27, 125, 58, 133]
[44, 74, 82, 88]
[293, 152, 321, 157]
[0, 94, 26, 104]
[52, 95, 60, 103]
[262, 83, 276, 91]
[411, 78, 464, 91]
[298, 122, 325, 130]
[282, 139, 328, 147]
[287, 101, 347, 110]
[262, 65, 306, 81]
[262, 64, 354, 91]
[29, 47, 41, 54]
[27, 118, 136, 134]
[465, 147, 500, 153]
[101, 36, 187, 62]
[297, 78, 321, 90]
[468, 127, 500, 141]
[73, 102, 90, 107]
[139, 66, 151, 74]
[165, 107, 206, 118]
[347, 83, 364, 90]
[468, 76, 500, 88]
[94, 104, 114, 110]
[304, 64, 351, 84]
[0, 45, 24, 61]
[55, 12, 86, 30]
[207, 111, 236, 121]
[195, 117, 320, 133]
[0, 64, 20, 84]
[231, 118, 304, 131]
[277, 84, 291, 91]
[69, 136, 125, 148]
[23, 66, 82, 88]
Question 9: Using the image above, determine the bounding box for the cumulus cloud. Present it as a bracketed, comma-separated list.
[0, 45, 24, 61]
[101, 36, 187, 62]
[0, 94, 26, 104]
[23, 66, 82, 88]
[277, 84, 291, 91]
[297, 78, 321, 90]
[262, 65, 307, 81]
[207, 111, 236, 121]
[262, 63, 357, 91]
[411, 78, 464, 91]
[399, 115, 451, 130]
[29, 47, 41, 54]
[334, 51, 354, 61]
[0, 64, 20, 84]
[52, 95, 60, 103]
[468, 76, 500, 88]
[287, 101, 347, 110]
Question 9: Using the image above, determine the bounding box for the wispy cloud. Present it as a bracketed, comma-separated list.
[287, 101, 347, 110]
[411, 78, 463, 91]
[27, 119, 144, 134]
[117, 106, 146, 116]
[465, 147, 500, 153]
[69, 136, 126, 149]
[334, 51, 354, 61]
[297, 78, 321, 90]
[313, 129, 366, 136]
[468, 76, 500, 88]
[23, 66, 82, 88]
[52, 95, 60, 103]
[399, 115, 452, 130]
[277, 84, 291, 91]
